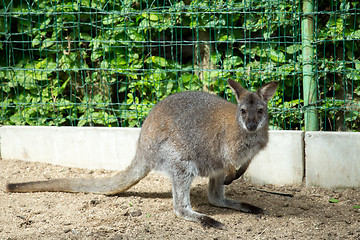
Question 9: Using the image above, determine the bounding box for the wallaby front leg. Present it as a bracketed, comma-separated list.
[171, 172, 225, 229]
[209, 174, 263, 214]
[223, 161, 251, 185]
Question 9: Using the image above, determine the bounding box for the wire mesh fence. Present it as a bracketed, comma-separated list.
[1, 0, 359, 131]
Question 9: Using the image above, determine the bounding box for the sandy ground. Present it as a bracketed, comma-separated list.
[0, 158, 359, 240]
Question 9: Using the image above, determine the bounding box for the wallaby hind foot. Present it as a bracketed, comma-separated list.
[209, 173, 263, 215]
[6, 79, 278, 229]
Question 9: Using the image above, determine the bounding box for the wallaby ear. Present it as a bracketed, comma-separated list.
[256, 81, 279, 102]
[228, 79, 247, 102]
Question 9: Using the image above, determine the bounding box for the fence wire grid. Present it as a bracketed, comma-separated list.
[1, 0, 360, 131]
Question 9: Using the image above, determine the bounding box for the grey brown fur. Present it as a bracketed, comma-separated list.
[7, 79, 278, 229]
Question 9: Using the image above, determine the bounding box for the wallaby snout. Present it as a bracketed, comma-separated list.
[246, 121, 257, 132]
[245, 111, 258, 132]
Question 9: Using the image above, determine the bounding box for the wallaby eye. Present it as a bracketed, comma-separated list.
[241, 109, 246, 115]
[257, 109, 264, 114]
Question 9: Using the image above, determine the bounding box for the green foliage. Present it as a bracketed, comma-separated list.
[0, 0, 359, 130]
[314, 0, 360, 131]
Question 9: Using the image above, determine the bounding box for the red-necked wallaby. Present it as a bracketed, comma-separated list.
[6, 79, 278, 229]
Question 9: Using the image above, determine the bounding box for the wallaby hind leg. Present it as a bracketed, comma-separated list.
[169, 166, 225, 229]
[208, 174, 263, 214]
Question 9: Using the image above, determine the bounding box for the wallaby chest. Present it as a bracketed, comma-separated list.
[228, 130, 268, 169]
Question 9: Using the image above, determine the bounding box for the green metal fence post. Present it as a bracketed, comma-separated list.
[302, 0, 319, 131]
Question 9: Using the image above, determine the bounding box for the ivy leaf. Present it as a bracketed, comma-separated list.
[210, 52, 221, 64]
[223, 56, 243, 70]
[206, 19, 226, 27]
[127, 29, 145, 42]
[141, 13, 160, 22]
[269, 49, 286, 63]
[103, 15, 123, 25]
[146, 56, 168, 68]
[346, 69, 360, 81]
[286, 44, 301, 54]
[355, 61, 360, 70]
[352, 29, 360, 39]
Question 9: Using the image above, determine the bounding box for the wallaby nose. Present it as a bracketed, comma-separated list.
[246, 122, 257, 132]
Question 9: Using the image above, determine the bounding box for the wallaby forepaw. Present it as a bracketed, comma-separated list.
[240, 203, 264, 215]
[199, 216, 226, 230]
[223, 176, 234, 185]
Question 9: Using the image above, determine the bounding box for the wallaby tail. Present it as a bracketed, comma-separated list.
[6, 156, 150, 195]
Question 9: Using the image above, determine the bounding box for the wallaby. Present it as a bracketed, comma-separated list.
[6, 79, 278, 229]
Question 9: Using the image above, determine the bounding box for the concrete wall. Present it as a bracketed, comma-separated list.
[305, 131, 360, 188]
[1, 126, 359, 188]
[244, 130, 304, 186]
[0, 126, 139, 170]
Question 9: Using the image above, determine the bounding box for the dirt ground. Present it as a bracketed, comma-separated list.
[0, 158, 359, 240]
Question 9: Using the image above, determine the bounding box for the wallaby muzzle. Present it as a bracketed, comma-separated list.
[245, 112, 258, 132]
[246, 122, 257, 132]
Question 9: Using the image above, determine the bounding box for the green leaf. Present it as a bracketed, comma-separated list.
[210, 52, 221, 64]
[32, 35, 41, 47]
[146, 56, 168, 68]
[206, 19, 225, 27]
[218, 34, 229, 42]
[329, 198, 340, 203]
[103, 15, 123, 25]
[101, 60, 109, 69]
[352, 29, 360, 39]
[355, 61, 360, 70]
[353, 205, 360, 209]
[286, 44, 301, 54]
[269, 49, 286, 63]
[127, 29, 145, 41]
[346, 69, 360, 81]
[41, 39, 55, 49]
[141, 13, 160, 22]
[250, 46, 267, 58]
[223, 56, 243, 70]
[35, 58, 56, 70]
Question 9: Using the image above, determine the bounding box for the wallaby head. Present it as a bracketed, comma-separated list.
[228, 79, 278, 132]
